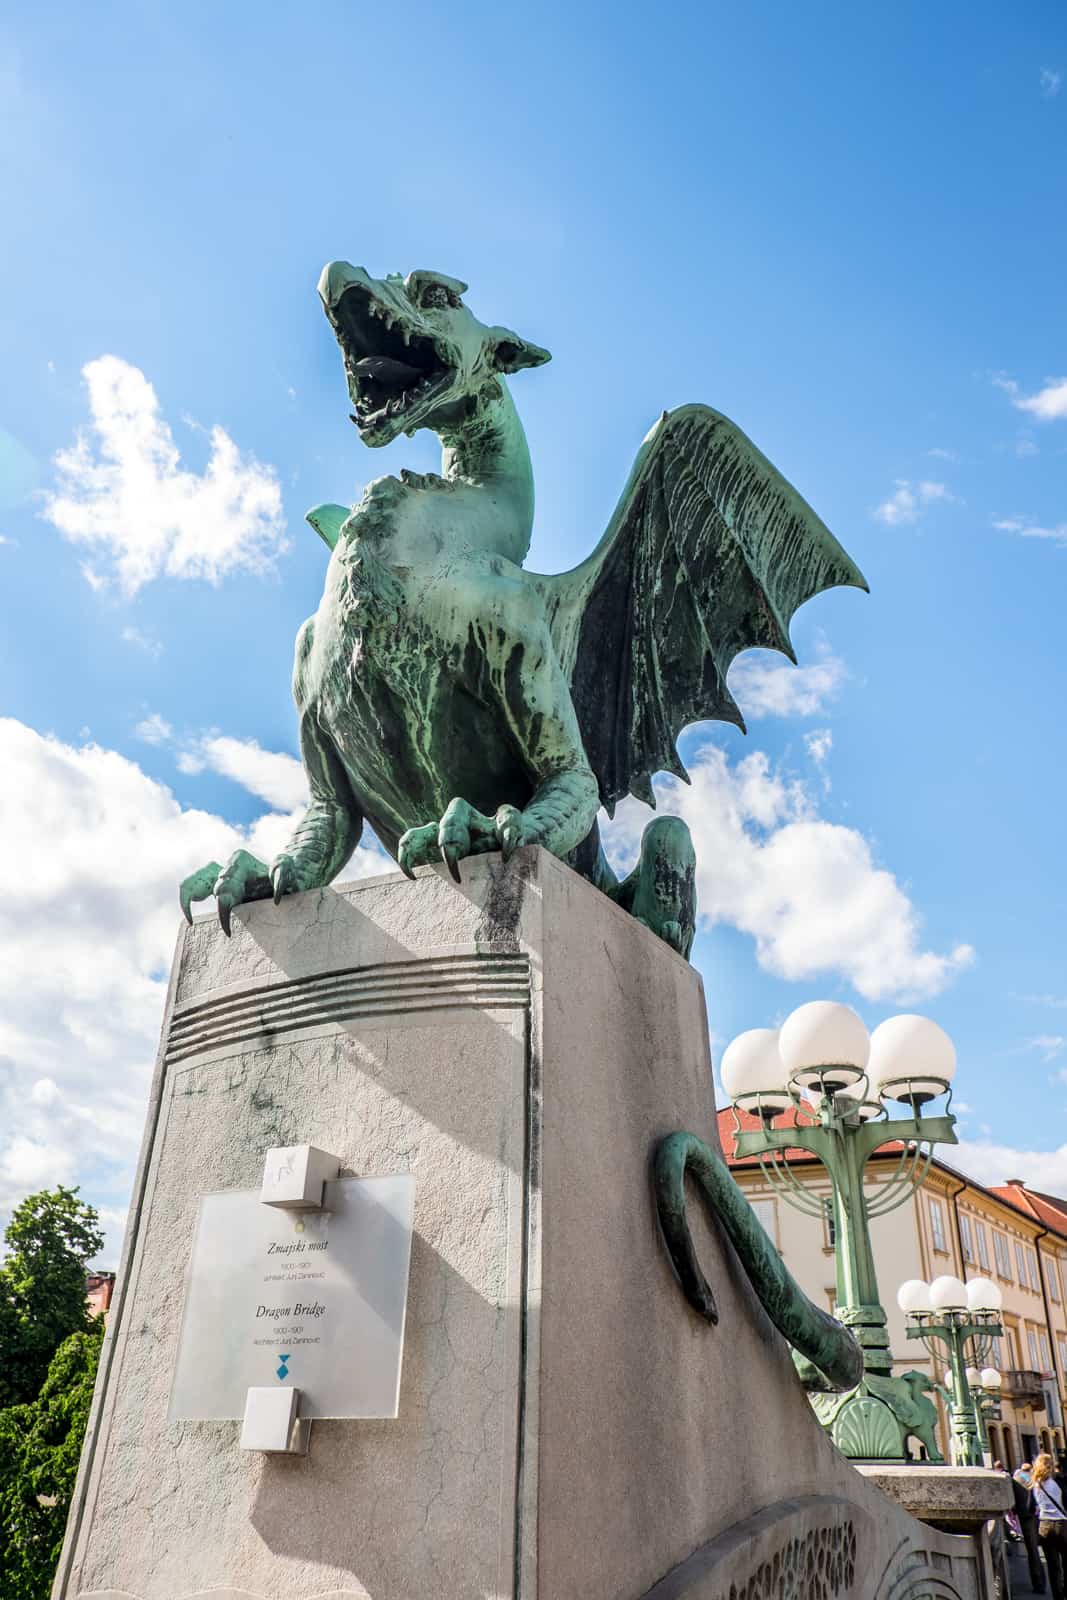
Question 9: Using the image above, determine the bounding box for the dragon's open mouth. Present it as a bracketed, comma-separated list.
[333, 286, 452, 436]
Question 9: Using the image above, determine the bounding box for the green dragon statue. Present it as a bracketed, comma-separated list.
[180, 261, 866, 954]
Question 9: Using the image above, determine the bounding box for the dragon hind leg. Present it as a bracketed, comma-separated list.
[609, 815, 696, 959]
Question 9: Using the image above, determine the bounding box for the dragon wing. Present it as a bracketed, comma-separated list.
[531, 404, 867, 813]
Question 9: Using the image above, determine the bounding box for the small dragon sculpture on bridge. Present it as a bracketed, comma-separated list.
[181, 260, 866, 958]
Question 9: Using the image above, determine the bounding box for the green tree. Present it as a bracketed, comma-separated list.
[0, 1188, 105, 1409]
[0, 1322, 104, 1600]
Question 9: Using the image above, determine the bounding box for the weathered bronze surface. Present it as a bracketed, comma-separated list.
[654, 1130, 864, 1393]
[182, 262, 866, 954]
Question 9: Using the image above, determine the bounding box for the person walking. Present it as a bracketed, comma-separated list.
[1032, 1453, 1067, 1600]
[1016, 1463, 1048, 1594]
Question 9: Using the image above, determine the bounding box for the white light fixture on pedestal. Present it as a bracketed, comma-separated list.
[720, 1027, 789, 1119]
[929, 1276, 968, 1312]
[778, 1001, 870, 1094]
[867, 1015, 957, 1107]
[896, 1279, 933, 1315]
[966, 1277, 1003, 1314]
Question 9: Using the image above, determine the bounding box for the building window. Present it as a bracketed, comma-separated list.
[994, 1231, 1013, 1279]
[960, 1214, 975, 1264]
[976, 1222, 990, 1272]
[1006, 1327, 1020, 1368]
[1030, 1250, 1043, 1294]
[1017, 1242, 1030, 1288]
[750, 1198, 778, 1248]
[822, 1197, 836, 1250]
[929, 1197, 948, 1254]
[1057, 1337, 1067, 1376]
[1029, 1329, 1042, 1369]
[1049, 1259, 1062, 1304]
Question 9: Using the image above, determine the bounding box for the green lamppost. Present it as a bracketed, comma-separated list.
[971, 1370, 1004, 1459]
[897, 1275, 1004, 1465]
[722, 1003, 959, 1462]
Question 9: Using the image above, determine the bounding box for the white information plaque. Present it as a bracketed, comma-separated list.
[169, 1174, 415, 1421]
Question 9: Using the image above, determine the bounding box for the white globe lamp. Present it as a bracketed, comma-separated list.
[965, 1366, 982, 1388]
[981, 1368, 1002, 1391]
[720, 1028, 789, 1118]
[897, 1279, 933, 1315]
[966, 1277, 1003, 1314]
[867, 1014, 956, 1107]
[943, 1368, 953, 1387]
[778, 1001, 870, 1094]
[929, 1275, 968, 1312]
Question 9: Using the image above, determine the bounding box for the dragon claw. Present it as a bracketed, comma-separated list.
[401, 799, 511, 881]
[178, 849, 271, 938]
[494, 804, 525, 861]
[271, 856, 298, 905]
[441, 845, 463, 883]
[179, 861, 223, 926]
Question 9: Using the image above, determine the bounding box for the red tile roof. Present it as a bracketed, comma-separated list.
[989, 1182, 1067, 1238]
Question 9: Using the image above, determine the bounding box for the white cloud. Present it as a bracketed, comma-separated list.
[804, 728, 833, 766]
[601, 743, 973, 1001]
[927, 448, 959, 462]
[1041, 68, 1062, 98]
[917, 481, 956, 503]
[192, 735, 308, 812]
[875, 482, 919, 526]
[134, 713, 172, 744]
[1017, 1034, 1067, 1063]
[951, 1138, 1067, 1195]
[0, 717, 386, 1259]
[122, 625, 163, 659]
[1013, 378, 1067, 422]
[42, 356, 288, 595]
[727, 642, 845, 720]
[994, 517, 1067, 547]
[874, 479, 958, 527]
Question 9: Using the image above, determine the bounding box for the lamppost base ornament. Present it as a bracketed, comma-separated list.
[811, 1371, 944, 1463]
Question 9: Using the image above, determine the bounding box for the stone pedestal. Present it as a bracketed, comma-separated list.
[857, 1466, 1011, 1537]
[57, 850, 996, 1599]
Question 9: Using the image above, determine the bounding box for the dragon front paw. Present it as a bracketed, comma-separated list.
[178, 848, 273, 936]
[397, 799, 535, 883]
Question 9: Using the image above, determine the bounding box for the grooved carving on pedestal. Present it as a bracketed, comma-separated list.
[165, 952, 530, 1064]
[873, 1537, 967, 1599]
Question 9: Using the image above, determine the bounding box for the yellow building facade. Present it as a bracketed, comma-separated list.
[722, 1107, 1067, 1467]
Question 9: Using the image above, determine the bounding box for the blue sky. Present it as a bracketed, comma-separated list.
[1, 2, 1066, 1258]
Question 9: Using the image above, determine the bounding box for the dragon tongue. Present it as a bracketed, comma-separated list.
[351, 356, 423, 383]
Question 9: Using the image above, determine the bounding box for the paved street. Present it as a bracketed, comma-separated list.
[1007, 1540, 1049, 1597]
